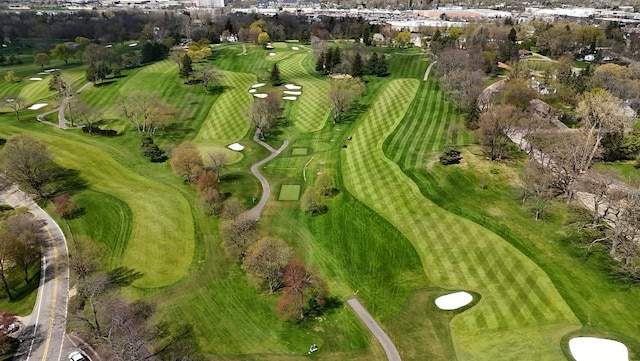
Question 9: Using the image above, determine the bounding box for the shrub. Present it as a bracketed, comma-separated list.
[140, 136, 168, 163]
[439, 146, 462, 165]
[82, 126, 117, 137]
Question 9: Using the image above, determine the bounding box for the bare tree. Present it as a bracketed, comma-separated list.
[119, 92, 176, 134]
[520, 161, 556, 220]
[242, 237, 291, 293]
[0, 135, 58, 198]
[5, 213, 45, 285]
[248, 91, 282, 138]
[169, 48, 186, 73]
[221, 198, 244, 220]
[194, 66, 224, 92]
[74, 100, 101, 130]
[2, 95, 27, 121]
[207, 151, 227, 182]
[315, 173, 334, 197]
[276, 260, 328, 320]
[170, 142, 204, 183]
[0, 229, 14, 300]
[477, 104, 520, 160]
[327, 78, 364, 123]
[219, 216, 257, 262]
[300, 186, 326, 215]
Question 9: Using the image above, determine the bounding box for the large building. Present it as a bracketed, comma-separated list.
[196, 0, 224, 7]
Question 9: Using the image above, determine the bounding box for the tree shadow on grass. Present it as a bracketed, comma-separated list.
[304, 296, 343, 320]
[51, 168, 88, 196]
[108, 267, 144, 287]
[160, 122, 197, 143]
[340, 102, 370, 124]
[93, 80, 118, 87]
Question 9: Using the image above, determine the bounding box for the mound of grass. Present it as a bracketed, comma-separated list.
[342, 79, 580, 360]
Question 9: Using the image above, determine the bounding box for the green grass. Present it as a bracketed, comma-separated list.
[278, 184, 301, 201]
[593, 161, 640, 187]
[342, 79, 580, 360]
[291, 147, 308, 156]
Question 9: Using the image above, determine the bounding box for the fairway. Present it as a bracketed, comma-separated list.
[278, 184, 301, 201]
[342, 79, 580, 360]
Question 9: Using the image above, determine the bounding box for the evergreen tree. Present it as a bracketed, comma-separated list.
[325, 48, 334, 72]
[333, 47, 341, 69]
[315, 52, 325, 73]
[180, 54, 193, 79]
[271, 63, 282, 86]
[376, 54, 388, 76]
[351, 53, 364, 78]
[367, 52, 379, 75]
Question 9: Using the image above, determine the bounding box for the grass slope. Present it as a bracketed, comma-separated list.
[342, 79, 580, 360]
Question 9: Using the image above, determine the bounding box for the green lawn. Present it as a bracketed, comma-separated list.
[278, 184, 301, 201]
[342, 78, 580, 360]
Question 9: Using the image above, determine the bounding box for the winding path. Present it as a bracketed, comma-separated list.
[347, 299, 401, 361]
[243, 129, 289, 221]
[36, 82, 93, 129]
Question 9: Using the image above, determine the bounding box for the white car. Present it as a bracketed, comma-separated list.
[68, 351, 90, 361]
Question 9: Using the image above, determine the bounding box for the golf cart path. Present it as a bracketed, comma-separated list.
[347, 299, 401, 361]
[244, 129, 289, 221]
[36, 82, 93, 129]
[0, 179, 72, 361]
[423, 60, 437, 81]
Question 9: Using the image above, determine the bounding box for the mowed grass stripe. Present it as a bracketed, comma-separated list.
[342, 79, 580, 360]
[279, 52, 330, 133]
[0, 126, 194, 288]
[194, 70, 255, 144]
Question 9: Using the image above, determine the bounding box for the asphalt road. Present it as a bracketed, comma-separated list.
[347, 298, 401, 361]
[0, 181, 73, 361]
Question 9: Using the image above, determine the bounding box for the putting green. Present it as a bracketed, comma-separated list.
[342, 79, 580, 360]
[278, 184, 301, 201]
[291, 147, 309, 155]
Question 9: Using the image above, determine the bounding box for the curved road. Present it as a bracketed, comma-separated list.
[244, 129, 289, 221]
[0, 180, 72, 361]
[36, 82, 93, 129]
[347, 299, 401, 361]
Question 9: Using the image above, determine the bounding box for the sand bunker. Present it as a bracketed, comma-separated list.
[251, 83, 266, 88]
[29, 77, 43, 81]
[329, 73, 353, 79]
[569, 337, 628, 361]
[435, 292, 473, 310]
[44, 69, 59, 73]
[283, 91, 302, 95]
[248, 89, 257, 93]
[292, 46, 300, 50]
[269, 52, 276, 56]
[28, 103, 47, 110]
[283, 96, 297, 100]
[254, 93, 268, 98]
[227, 143, 245, 151]
[37, 72, 49, 75]
[285, 84, 302, 90]
[129, 43, 138, 47]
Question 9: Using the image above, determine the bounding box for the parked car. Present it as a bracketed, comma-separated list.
[68, 351, 90, 361]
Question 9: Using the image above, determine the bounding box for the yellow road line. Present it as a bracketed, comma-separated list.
[40, 225, 59, 361]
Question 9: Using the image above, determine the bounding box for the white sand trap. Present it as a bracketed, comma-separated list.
[283, 96, 297, 100]
[37, 72, 49, 75]
[44, 68, 59, 73]
[283, 91, 302, 95]
[329, 73, 353, 79]
[569, 337, 628, 361]
[285, 84, 302, 90]
[129, 43, 138, 47]
[248, 89, 257, 93]
[227, 143, 245, 151]
[254, 93, 268, 98]
[29, 77, 43, 81]
[269, 52, 276, 56]
[28, 103, 47, 110]
[292, 46, 300, 50]
[251, 83, 266, 88]
[435, 292, 473, 310]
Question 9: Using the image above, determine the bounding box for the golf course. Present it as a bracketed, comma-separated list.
[1, 40, 640, 361]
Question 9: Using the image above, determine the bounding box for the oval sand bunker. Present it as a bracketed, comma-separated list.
[435, 291, 473, 310]
[569, 337, 628, 361]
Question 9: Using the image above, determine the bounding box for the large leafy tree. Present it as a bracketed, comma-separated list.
[277, 260, 328, 320]
[50, 43, 74, 64]
[0, 135, 58, 197]
[242, 238, 291, 293]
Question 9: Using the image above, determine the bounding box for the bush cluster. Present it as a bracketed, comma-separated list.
[141, 136, 168, 163]
[82, 126, 117, 137]
[439, 147, 462, 165]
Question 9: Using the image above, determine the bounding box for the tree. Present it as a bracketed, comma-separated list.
[242, 238, 291, 294]
[5, 213, 45, 285]
[4, 70, 19, 83]
[477, 104, 519, 161]
[270, 63, 282, 86]
[1, 95, 27, 121]
[118, 91, 175, 134]
[194, 66, 223, 92]
[502, 78, 538, 111]
[257, 32, 270, 46]
[0, 311, 18, 352]
[74, 100, 101, 130]
[395, 30, 411, 47]
[180, 54, 193, 79]
[520, 161, 556, 220]
[300, 186, 326, 215]
[170, 48, 186, 73]
[48, 71, 68, 98]
[207, 152, 227, 181]
[277, 260, 328, 320]
[34, 52, 50, 70]
[575, 89, 632, 172]
[54, 193, 78, 219]
[350, 52, 364, 78]
[50, 43, 74, 64]
[219, 216, 257, 262]
[316, 173, 334, 197]
[0, 135, 57, 197]
[0, 228, 13, 300]
[327, 78, 364, 123]
[248, 91, 282, 138]
[68, 237, 102, 281]
[170, 142, 203, 183]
